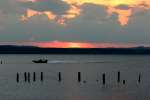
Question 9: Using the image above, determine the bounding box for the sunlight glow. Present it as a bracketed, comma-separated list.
[30, 41, 136, 48]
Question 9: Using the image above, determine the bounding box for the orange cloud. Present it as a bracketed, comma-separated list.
[21, 9, 56, 21]
[30, 40, 136, 48]
[57, 5, 81, 25]
[20, 0, 150, 25]
[63, 0, 150, 25]
[107, 7, 132, 25]
[0, 41, 147, 48]
[31, 41, 95, 48]
[21, 6, 81, 25]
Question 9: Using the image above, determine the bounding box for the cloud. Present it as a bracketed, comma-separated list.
[0, 0, 150, 46]
[80, 4, 107, 21]
[0, 0, 25, 14]
[18, 0, 150, 26]
[20, 0, 82, 24]
[115, 4, 130, 10]
[28, 40, 138, 48]
[21, 0, 70, 14]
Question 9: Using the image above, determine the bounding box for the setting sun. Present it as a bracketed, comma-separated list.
[68, 43, 81, 48]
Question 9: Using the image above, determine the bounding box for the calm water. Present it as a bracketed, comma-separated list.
[0, 54, 150, 100]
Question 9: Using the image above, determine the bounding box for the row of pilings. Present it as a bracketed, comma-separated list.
[16, 72, 43, 83]
[16, 71, 142, 84]
[78, 71, 141, 85]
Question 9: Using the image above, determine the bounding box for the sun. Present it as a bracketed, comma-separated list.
[68, 43, 81, 48]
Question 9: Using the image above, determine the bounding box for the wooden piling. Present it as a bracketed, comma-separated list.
[33, 72, 36, 82]
[24, 72, 27, 82]
[102, 73, 105, 85]
[41, 72, 43, 82]
[117, 71, 120, 83]
[78, 72, 81, 82]
[123, 80, 126, 85]
[16, 73, 19, 83]
[138, 73, 141, 83]
[27, 72, 30, 83]
[58, 72, 61, 82]
[83, 80, 87, 83]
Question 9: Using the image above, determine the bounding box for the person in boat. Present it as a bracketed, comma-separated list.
[32, 59, 48, 63]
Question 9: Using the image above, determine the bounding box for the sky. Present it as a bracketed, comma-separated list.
[0, 0, 150, 48]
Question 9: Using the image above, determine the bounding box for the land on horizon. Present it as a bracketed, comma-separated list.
[0, 45, 150, 54]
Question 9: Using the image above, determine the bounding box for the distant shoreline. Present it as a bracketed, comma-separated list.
[0, 45, 150, 54]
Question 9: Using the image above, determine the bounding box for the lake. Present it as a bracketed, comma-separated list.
[0, 54, 150, 100]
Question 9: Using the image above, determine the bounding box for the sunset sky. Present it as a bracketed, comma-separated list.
[0, 0, 150, 48]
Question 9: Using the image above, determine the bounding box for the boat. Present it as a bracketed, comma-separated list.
[32, 59, 48, 63]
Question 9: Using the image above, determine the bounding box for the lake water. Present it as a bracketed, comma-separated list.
[0, 54, 150, 100]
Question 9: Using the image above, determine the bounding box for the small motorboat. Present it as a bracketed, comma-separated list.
[32, 59, 48, 63]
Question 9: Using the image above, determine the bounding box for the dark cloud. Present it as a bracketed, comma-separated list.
[80, 4, 107, 21]
[0, 0, 25, 15]
[21, 0, 70, 14]
[132, 8, 149, 17]
[115, 4, 130, 10]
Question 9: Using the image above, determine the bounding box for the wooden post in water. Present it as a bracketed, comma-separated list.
[138, 73, 141, 83]
[27, 72, 30, 83]
[16, 73, 19, 83]
[33, 72, 36, 82]
[78, 72, 81, 83]
[102, 73, 105, 85]
[123, 80, 126, 85]
[117, 71, 120, 83]
[41, 72, 43, 82]
[58, 72, 61, 82]
[24, 72, 27, 82]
